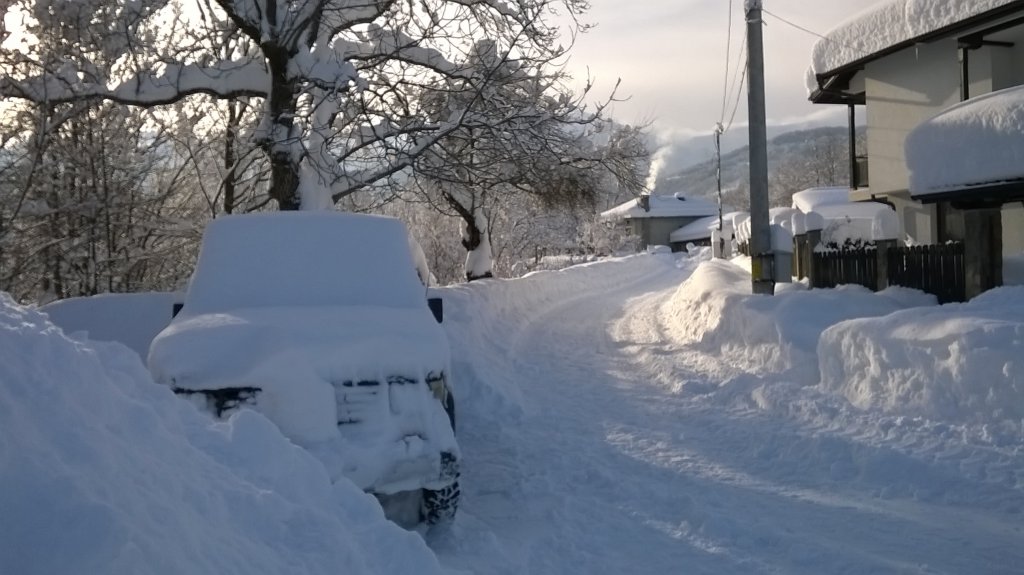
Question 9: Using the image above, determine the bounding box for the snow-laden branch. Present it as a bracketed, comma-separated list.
[344, 26, 461, 77]
[1, 59, 270, 106]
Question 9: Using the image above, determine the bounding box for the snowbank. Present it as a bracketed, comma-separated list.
[906, 84, 1024, 195]
[664, 260, 936, 382]
[0, 293, 444, 575]
[819, 287, 1024, 424]
[40, 292, 179, 358]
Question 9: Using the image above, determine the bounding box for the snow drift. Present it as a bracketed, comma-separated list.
[664, 259, 936, 382]
[819, 286, 1024, 424]
[0, 293, 445, 575]
[40, 292, 179, 358]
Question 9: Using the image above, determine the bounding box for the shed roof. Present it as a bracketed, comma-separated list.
[791, 187, 852, 213]
[906, 84, 1024, 204]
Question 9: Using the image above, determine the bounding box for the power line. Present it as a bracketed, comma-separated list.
[761, 8, 872, 61]
[723, 59, 748, 134]
[722, 30, 747, 134]
[761, 8, 830, 41]
[719, 0, 735, 124]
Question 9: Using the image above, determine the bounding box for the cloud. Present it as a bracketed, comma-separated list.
[562, 0, 879, 134]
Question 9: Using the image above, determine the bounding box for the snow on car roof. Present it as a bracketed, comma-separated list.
[906, 84, 1024, 195]
[183, 212, 425, 315]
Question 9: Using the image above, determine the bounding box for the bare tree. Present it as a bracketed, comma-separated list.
[406, 44, 648, 280]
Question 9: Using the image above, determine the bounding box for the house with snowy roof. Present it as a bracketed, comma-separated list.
[599, 193, 719, 250]
[808, 0, 1024, 297]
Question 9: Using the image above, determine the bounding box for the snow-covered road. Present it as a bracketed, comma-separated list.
[432, 255, 1024, 574]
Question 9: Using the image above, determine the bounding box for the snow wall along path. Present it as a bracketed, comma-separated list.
[662, 259, 937, 384]
[0, 293, 446, 575]
[820, 286, 1024, 427]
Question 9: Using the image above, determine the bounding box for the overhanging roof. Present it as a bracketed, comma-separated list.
[912, 180, 1024, 207]
[810, 0, 1024, 104]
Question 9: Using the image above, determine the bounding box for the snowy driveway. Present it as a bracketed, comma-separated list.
[431, 255, 1024, 574]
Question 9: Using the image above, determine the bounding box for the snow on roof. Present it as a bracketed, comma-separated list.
[600, 194, 718, 221]
[669, 215, 718, 243]
[668, 209, 751, 243]
[809, 201, 893, 221]
[810, 0, 1021, 80]
[791, 187, 851, 213]
[906, 84, 1024, 195]
[769, 207, 799, 226]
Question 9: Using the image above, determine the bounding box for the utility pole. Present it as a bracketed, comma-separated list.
[714, 123, 725, 259]
[745, 0, 775, 295]
[715, 123, 724, 233]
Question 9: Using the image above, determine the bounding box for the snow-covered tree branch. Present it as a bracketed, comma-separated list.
[1, 0, 594, 210]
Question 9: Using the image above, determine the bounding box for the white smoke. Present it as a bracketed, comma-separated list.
[644, 144, 672, 193]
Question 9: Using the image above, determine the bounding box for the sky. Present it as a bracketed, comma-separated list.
[560, 0, 882, 155]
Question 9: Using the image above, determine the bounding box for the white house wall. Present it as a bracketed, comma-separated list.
[1004, 203, 1024, 255]
[864, 39, 961, 198]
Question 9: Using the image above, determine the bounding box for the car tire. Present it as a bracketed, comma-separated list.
[421, 480, 460, 524]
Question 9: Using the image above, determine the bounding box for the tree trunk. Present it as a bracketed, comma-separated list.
[265, 51, 302, 211]
[462, 206, 493, 282]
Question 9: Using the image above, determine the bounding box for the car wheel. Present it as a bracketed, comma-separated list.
[421, 479, 460, 525]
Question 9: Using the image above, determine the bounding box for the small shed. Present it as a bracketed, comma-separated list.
[905, 83, 1024, 296]
[600, 193, 719, 250]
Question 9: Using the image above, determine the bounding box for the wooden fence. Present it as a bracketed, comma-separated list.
[887, 243, 965, 303]
[809, 242, 965, 303]
[812, 247, 878, 291]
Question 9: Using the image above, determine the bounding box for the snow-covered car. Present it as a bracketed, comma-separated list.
[148, 212, 459, 524]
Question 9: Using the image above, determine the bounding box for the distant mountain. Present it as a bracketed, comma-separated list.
[652, 126, 866, 208]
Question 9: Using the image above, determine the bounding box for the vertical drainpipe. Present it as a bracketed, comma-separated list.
[959, 44, 971, 102]
[848, 103, 857, 189]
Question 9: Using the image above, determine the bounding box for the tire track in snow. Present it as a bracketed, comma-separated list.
[432, 255, 1024, 575]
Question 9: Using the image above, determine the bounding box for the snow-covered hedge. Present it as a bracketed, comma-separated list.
[0, 293, 445, 575]
[819, 287, 1024, 424]
[664, 260, 936, 382]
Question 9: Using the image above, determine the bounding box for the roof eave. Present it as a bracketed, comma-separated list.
[811, 0, 1024, 101]
[912, 180, 1024, 207]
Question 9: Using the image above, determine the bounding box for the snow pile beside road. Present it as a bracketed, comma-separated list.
[0, 293, 444, 575]
[439, 253, 677, 415]
[41, 292, 179, 358]
[665, 259, 936, 382]
[819, 286, 1024, 424]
